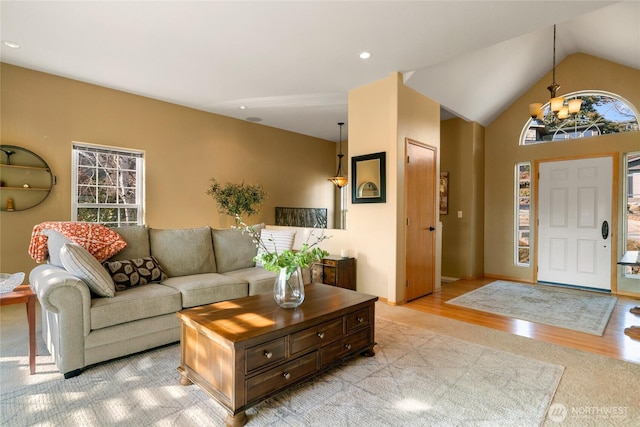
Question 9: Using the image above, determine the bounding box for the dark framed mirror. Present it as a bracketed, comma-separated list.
[352, 152, 386, 204]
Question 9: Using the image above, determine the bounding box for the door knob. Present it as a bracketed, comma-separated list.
[601, 221, 609, 239]
[428, 226, 435, 231]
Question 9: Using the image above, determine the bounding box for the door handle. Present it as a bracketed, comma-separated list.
[601, 220, 609, 239]
[428, 226, 435, 231]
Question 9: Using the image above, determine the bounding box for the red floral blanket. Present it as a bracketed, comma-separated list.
[29, 221, 126, 263]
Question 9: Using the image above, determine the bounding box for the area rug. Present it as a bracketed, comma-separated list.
[446, 281, 617, 336]
[0, 319, 563, 426]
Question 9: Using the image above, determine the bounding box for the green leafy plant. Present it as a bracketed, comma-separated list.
[235, 215, 330, 278]
[207, 179, 266, 218]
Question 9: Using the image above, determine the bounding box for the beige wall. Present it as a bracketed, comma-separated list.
[0, 64, 337, 276]
[440, 118, 485, 280]
[397, 75, 442, 301]
[484, 53, 640, 295]
[348, 72, 440, 303]
[10, 54, 630, 299]
[0, 65, 440, 303]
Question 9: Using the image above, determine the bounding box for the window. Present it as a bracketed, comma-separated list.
[72, 143, 144, 226]
[624, 152, 640, 278]
[520, 91, 639, 145]
[515, 162, 531, 266]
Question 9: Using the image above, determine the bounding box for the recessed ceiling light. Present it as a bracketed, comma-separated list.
[239, 105, 247, 110]
[2, 41, 21, 49]
[359, 51, 371, 60]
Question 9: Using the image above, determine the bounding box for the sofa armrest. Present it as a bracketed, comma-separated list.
[30, 264, 92, 337]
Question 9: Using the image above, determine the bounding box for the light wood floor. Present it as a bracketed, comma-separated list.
[404, 278, 640, 364]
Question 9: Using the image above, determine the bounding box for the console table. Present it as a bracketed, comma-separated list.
[617, 251, 640, 340]
[177, 283, 377, 426]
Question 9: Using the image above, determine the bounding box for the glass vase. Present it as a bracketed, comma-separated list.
[274, 267, 305, 308]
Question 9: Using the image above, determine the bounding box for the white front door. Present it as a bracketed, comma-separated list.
[537, 157, 612, 290]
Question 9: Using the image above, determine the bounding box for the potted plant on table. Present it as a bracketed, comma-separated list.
[235, 216, 329, 309]
[207, 178, 330, 308]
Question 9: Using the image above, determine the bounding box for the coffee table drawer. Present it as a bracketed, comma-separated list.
[290, 317, 344, 355]
[320, 328, 370, 367]
[245, 351, 318, 403]
[346, 307, 371, 332]
[246, 337, 287, 373]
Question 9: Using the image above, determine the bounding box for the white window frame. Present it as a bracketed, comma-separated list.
[624, 151, 640, 279]
[515, 162, 532, 267]
[72, 142, 144, 226]
[520, 90, 639, 145]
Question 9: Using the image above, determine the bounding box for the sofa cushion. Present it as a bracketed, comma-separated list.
[43, 229, 73, 267]
[161, 273, 248, 308]
[108, 225, 150, 261]
[222, 267, 277, 296]
[102, 256, 168, 291]
[60, 243, 115, 298]
[149, 227, 216, 277]
[256, 229, 296, 267]
[211, 224, 264, 273]
[90, 283, 182, 330]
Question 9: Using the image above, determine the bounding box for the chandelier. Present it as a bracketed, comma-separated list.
[328, 122, 348, 188]
[528, 25, 583, 124]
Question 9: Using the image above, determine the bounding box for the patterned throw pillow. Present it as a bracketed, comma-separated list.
[102, 257, 168, 291]
[29, 221, 127, 263]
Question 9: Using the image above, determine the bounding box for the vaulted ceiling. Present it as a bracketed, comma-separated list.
[1, 1, 638, 142]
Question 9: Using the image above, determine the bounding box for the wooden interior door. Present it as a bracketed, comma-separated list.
[405, 139, 436, 301]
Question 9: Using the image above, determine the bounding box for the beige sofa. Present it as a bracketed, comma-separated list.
[29, 225, 280, 378]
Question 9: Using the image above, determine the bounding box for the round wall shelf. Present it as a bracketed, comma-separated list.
[0, 145, 54, 211]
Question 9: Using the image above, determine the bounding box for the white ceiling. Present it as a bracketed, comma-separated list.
[1, 1, 638, 142]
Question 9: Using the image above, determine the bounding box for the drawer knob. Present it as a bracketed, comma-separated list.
[357, 317, 364, 323]
[344, 343, 352, 350]
[317, 332, 325, 339]
[264, 351, 273, 359]
[283, 372, 291, 380]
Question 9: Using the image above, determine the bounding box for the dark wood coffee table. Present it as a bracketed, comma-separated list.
[177, 283, 378, 426]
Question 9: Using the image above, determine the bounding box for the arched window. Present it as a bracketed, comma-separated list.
[520, 91, 639, 145]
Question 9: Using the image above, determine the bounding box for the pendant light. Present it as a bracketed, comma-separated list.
[528, 25, 582, 121]
[328, 122, 348, 188]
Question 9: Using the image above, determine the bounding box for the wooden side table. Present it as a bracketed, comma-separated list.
[0, 284, 37, 374]
[617, 251, 640, 341]
[311, 256, 356, 290]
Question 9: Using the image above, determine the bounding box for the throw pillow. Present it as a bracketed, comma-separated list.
[102, 257, 168, 291]
[29, 221, 127, 263]
[43, 229, 73, 268]
[60, 243, 115, 297]
[256, 229, 296, 267]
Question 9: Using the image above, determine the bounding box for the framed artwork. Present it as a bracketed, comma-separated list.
[439, 171, 449, 214]
[352, 152, 386, 204]
[275, 207, 327, 228]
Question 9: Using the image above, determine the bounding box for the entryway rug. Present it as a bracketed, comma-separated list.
[446, 280, 617, 336]
[0, 319, 563, 426]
